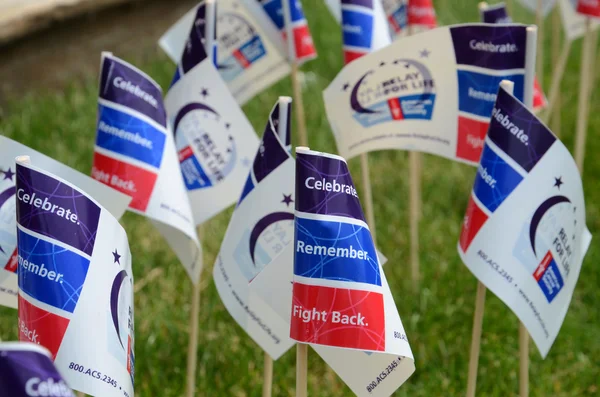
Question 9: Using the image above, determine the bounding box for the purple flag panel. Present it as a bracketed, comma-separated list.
[0, 343, 74, 397]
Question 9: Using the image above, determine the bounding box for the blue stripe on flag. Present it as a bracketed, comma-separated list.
[472, 145, 523, 213]
[294, 217, 381, 286]
[96, 104, 166, 169]
[457, 70, 524, 118]
[17, 229, 91, 313]
[342, 10, 374, 49]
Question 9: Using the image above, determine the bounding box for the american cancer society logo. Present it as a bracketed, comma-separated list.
[344, 49, 436, 128]
[217, 7, 267, 82]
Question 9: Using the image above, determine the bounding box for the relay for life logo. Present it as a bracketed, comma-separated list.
[346, 53, 436, 127]
[218, 10, 268, 82]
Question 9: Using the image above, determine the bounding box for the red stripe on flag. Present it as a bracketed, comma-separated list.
[533, 78, 547, 110]
[19, 295, 70, 358]
[4, 248, 18, 272]
[459, 194, 488, 252]
[388, 98, 404, 120]
[577, 1, 600, 18]
[233, 50, 250, 69]
[533, 251, 554, 281]
[290, 283, 385, 351]
[387, 15, 402, 33]
[92, 152, 158, 212]
[344, 50, 365, 65]
[456, 116, 488, 163]
[178, 146, 194, 162]
[127, 335, 132, 374]
[293, 25, 317, 61]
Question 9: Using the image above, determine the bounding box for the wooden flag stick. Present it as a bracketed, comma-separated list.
[540, 40, 572, 124]
[466, 281, 487, 397]
[409, 152, 420, 287]
[574, 18, 596, 172]
[291, 63, 309, 147]
[519, 26, 538, 397]
[550, 4, 562, 135]
[406, 25, 421, 289]
[465, 80, 515, 397]
[262, 351, 273, 397]
[296, 344, 308, 397]
[185, 258, 202, 397]
[360, 153, 377, 243]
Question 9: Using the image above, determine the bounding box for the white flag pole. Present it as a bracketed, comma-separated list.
[550, 4, 562, 135]
[520, 25, 538, 397]
[574, 17, 598, 172]
[282, 0, 308, 147]
[406, 24, 421, 288]
[205, 0, 217, 66]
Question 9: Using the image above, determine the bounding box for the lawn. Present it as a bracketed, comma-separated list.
[0, 0, 598, 396]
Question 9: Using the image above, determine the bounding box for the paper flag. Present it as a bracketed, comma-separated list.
[16, 158, 134, 396]
[577, 0, 600, 17]
[323, 24, 534, 164]
[165, 8, 259, 226]
[517, 0, 557, 17]
[259, 0, 318, 63]
[341, 0, 392, 64]
[93, 52, 202, 283]
[458, 85, 592, 357]
[288, 147, 414, 396]
[479, 3, 548, 113]
[159, 0, 291, 106]
[0, 136, 131, 309]
[213, 99, 296, 359]
[407, 0, 437, 33]
[0, 342, 75, 397]
[382, 0, 408, 39]
[559, 0, 600, 41]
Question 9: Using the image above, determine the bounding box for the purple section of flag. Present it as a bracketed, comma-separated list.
[99, 55, 167, 127]
[488, 87, 556, 173]
[295, 151, 365, 222]
[450, 25, 527, 70]
[16, 165, 101, 257]
[342, 0, 373, 8]
[181, 4, 209, 74]
[481, 4, 512, 23]
[252, 129, 289, 184]
[0, 344, 74, 397]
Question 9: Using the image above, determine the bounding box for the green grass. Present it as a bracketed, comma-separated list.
[1, 0, 599, 395]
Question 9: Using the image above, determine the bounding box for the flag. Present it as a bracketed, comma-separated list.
[518, 0, 557, 17]
[341, 0, 392, 64]
[15, 158, 134, 396]
[479, 3, 548, 112]
[259, 0, 317, 63]
[0, 136, 131, 309]
[290, 147, 414, 395]
[559, 0, 600, 41]
[382, 0, 408, 39]
[325, 0, 392, 58]
[159, 0, 290, 105]
[93, 52, 202, 283]
[407, 0, 437, 33]
[165, 7, 259, 226]
[0, 342, 75, 397]
[458, 84, 592, 357]
[212, 98, 296, 359]
[323, 24, 534, 164]
[577, 0, 600, 17]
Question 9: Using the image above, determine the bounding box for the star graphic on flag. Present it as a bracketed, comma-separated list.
[225, 122, 231, 129]
[200, 88, 209, 98]
[379, 61, 386, 67]
[404, 63, 410, 68]
[420, 49, 431, 58]
[342, 83, 350, 91]
[554, 176, 563, 190]
[0, 245, 5, 255]
[112, 249, 121, 265]
[227, 148, 232, 153]
[281, 194, 293, 207]
[393, 59, 400, 64]
[1, 167, 14, 181]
